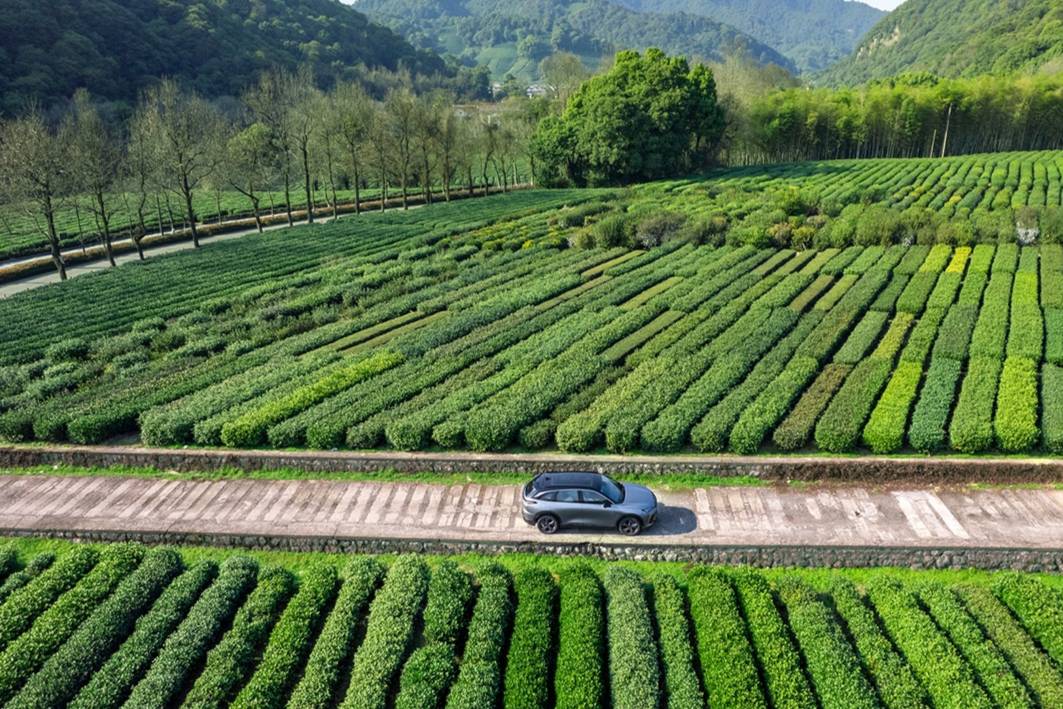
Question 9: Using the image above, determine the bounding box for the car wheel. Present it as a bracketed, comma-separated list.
[617, 516, 642, 536]
[536, 514, 560, 535]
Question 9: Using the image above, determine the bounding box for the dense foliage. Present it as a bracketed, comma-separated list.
[532, 49, 725, 186]
[355, 0, 792, 82]
[731, 74, 1063, 165]
[0, 0, 448, 115]
[819, 0, 1063, 85]
[0, 541, 1059, 708]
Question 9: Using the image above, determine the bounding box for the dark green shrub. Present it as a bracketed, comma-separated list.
[555, 565, 604, 709]
[232, 564, 338, 709]
[288, 558, 384, 709]
[503, 568, 557, 709]
[687, 569, 766, 709]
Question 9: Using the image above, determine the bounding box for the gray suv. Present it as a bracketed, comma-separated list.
[521, 472, 658, 536]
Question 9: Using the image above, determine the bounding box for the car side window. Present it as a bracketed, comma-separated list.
[537, 491, 557, 502]
[580, 490, 607, 504]
[554, 489, 580, 503]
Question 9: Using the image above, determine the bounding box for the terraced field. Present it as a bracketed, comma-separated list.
[2, 155, 1063, 457]
[0, 541, 1059, 708]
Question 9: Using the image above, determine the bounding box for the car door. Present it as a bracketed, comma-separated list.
[551, 488, 582, 526]
[578, 490, 616, 528]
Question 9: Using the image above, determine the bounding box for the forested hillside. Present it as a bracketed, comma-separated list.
[0, 0, 449, 114]
[351, 0, 794, 80]
[615, 0, 883, 73]
[820, 0, 1063, 85]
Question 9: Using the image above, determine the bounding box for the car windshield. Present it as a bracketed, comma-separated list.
[597, 475, 624, 503]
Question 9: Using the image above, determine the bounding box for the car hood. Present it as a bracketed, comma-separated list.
[621, 484, 657, 509]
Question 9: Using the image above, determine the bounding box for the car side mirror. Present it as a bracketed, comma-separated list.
[602, 501, 612, 508]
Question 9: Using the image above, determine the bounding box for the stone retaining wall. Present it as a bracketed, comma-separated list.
[3, 444, 1063, 484]
[3, 527, 1058, 572]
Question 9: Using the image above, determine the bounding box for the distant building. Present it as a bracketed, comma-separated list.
[526, 83, 554, 98]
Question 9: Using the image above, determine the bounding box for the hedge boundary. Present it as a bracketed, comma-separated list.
[4, 444, 1063, 484]
[4, 528, 1061, 572]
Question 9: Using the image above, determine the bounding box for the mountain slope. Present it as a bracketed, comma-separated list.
[351, 0, 795, 80]
[616, 0, 884, 73]
[819, 0, 1063, 85]
[0, 0, 447, 113]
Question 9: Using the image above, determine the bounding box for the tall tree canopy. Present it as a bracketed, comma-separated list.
[0, 0, 450, 115]
[819, 0, 1063, 85]
[532, 49, 725, 185]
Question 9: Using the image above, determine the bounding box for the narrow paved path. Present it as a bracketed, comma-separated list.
[0, 475, 1060, 550]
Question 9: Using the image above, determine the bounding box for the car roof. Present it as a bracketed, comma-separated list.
[531, 472, 604, 492]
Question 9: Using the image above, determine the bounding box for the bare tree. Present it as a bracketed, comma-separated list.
[125, 109, 156, 259]
[315, 92, 341, 221]
[385, 88, 417, 209]
[65, 90, 121, 266]
[225, 122, 274, 233]
[0, 108, 70, 279]
[274, 68, 321, 224]
[245, 71, 296, 226]
[366, 103, 392, 213]
[136, 80, 225, 248]
[413, 93, 441, 205]
[332, 82, 374, 216]
[436, 104, 461, 201]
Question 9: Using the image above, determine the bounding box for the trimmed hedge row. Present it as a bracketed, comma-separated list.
[1044, 363, 1063, 453]
[423, 560, 473, 647]
[5, 547, 179, 709]
[220, 351, 403, 447]
[288, 558, 384, 709]
[231, 564, 338, 709]
[994, 357, 1040, 452]
[950, 357, 1002, 453]
[0, 543, 144, 704]
[863, 361, 923, 454]
[181, 566, 295, 709]
[815, 358, 893, 453]
[733, 572, 815, 708]
[689, 313, 821, 452]
[502, 567, 557, 709]
[651, 574, 705, 709]
[445, 563, 512, 709]
[968, 271, 1013, 360]
[122, 556, 259, 709]
[773, 363, 851, 450]
[341, 556, 429, 709]
[687, 569, 766, 709]
[555, 565, 604, 709]
[908, 357, 963, 453]
[866, 578, 992, 709]
[730, 356, 819, 454]
[994, 573, 1063, 667]
[395, 643, 457, 709]
[0, 545, 98, 653]
[958, 585, 1063, 708]
[68, 560, 218, 709]
[0, 552, 53, 605]
[603, 567, 659, 709]
[833, 311, 888, 364]
[917, 583, 1031, 709]
[777, 578, 877, 709]
[827, 578, 928, 709]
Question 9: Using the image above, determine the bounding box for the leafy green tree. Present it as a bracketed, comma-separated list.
[531, 48, 725, 186]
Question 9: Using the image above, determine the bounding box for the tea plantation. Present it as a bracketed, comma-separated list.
[0, 541, 1058, 708]
[2, 153, 1063, 457]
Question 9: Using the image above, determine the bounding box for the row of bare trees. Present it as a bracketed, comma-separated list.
[0, 70, 535, 279]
